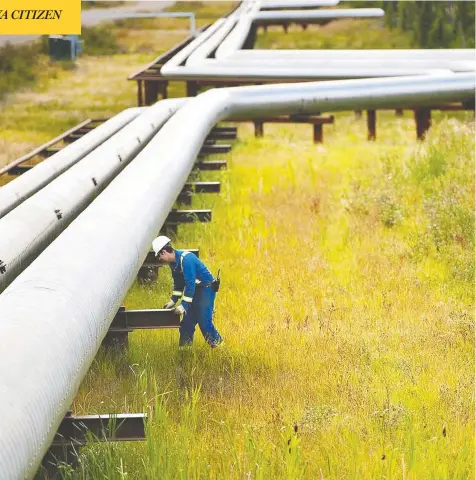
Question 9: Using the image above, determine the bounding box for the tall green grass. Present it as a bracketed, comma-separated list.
[255, 18, 415, 49]
[68, 113, 474, 479]
[0, 41, 51, 100]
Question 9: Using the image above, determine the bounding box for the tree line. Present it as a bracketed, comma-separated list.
[342, 1, 475, 48]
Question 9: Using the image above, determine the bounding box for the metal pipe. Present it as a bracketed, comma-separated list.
[215, 3, 261, 59]
[0, 99, 187, 294]
[183, 5, 385, 65]
[0, 72, 474, 479]
[161, 2, 472, 81]
[210, 58, 475, 73]
[166, 18, 228, 68]
[0, 108, 141, 220]
[229, 49, 476, 60]
[254, 8, 385, 25]
[163, 63, 453, 81]
[185, 17, 240, 66]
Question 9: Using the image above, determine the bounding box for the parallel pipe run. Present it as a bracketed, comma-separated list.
[0, 73, 474, 479]
[0, 99, 187, 294]
[186, 17, 239, 66]
[163, 13, 465, 79]
[0, 108, 141, 220]
[214, 2, 260, 60]
[161, 2, 474, 81]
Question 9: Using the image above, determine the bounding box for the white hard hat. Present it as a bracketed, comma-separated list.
[152, 235, 171, 256]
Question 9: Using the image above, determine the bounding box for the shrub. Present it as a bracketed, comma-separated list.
[81, 25, 122, 56]
[0, 41, 47, 99]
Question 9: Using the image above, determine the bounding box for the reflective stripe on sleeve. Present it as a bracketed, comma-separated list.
[182, 296, 193, 303]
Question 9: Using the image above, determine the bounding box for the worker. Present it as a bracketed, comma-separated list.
[152, 235, 223, 348]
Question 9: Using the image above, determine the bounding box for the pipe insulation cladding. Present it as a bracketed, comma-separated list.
[0, 72, 474, 479]
[160, 2, 473, 81]
[0, 99, 187, 294]
[0, 108, 142, 219]
[253, 8, 386, 25]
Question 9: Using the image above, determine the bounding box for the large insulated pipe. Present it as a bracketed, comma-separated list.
[254, 8, 385, 25]
[0, 108, 141, 219]
[0, 72, 474, 480]
[229, 49, 476, 60]
[0, 99, 187, 294]
[163, 63, 453, 81]
[213, 58, 475, 73]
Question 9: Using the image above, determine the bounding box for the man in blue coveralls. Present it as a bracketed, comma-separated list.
[152, 235, 223, 348]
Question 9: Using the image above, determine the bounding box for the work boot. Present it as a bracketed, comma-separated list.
[209, 338, 224, 349]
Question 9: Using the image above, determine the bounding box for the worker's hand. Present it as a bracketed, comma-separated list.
[173, 304, 186, 316]
[163, 300, 175, 309]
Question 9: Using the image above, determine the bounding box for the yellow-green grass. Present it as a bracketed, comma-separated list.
[63, 112, 474, 479]
[255, 19, 415, 50]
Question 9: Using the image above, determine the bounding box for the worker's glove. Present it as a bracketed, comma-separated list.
[163, 300, 176, 309]
[173, 304, 186, 316]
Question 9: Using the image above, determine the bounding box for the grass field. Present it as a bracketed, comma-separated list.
[0, 5, 474, 479]
[59, 111, 473, 480]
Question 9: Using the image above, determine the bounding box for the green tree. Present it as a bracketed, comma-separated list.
[456, 1, 475, 47]
[428, 3, 447, 48]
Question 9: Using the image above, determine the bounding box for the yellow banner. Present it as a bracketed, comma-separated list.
[0, 0, 81, 35]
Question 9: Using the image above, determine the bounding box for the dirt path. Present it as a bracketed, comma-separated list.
[0, 1, 175, 46]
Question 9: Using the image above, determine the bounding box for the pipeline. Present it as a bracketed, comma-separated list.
[164, 14, 459, 79]
[165, 65, 455, 81]
[0, 108, 142, 219]
[160, 0, 474, 80]
[0, 99, 187, 294]
[0, 72, 474, 479]
[228, 49, 476, 60]
[213, 58, 475, 73]
[254, 8, 386, 24]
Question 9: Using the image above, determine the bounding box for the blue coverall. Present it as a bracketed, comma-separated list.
[169, 249, 222, 347]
